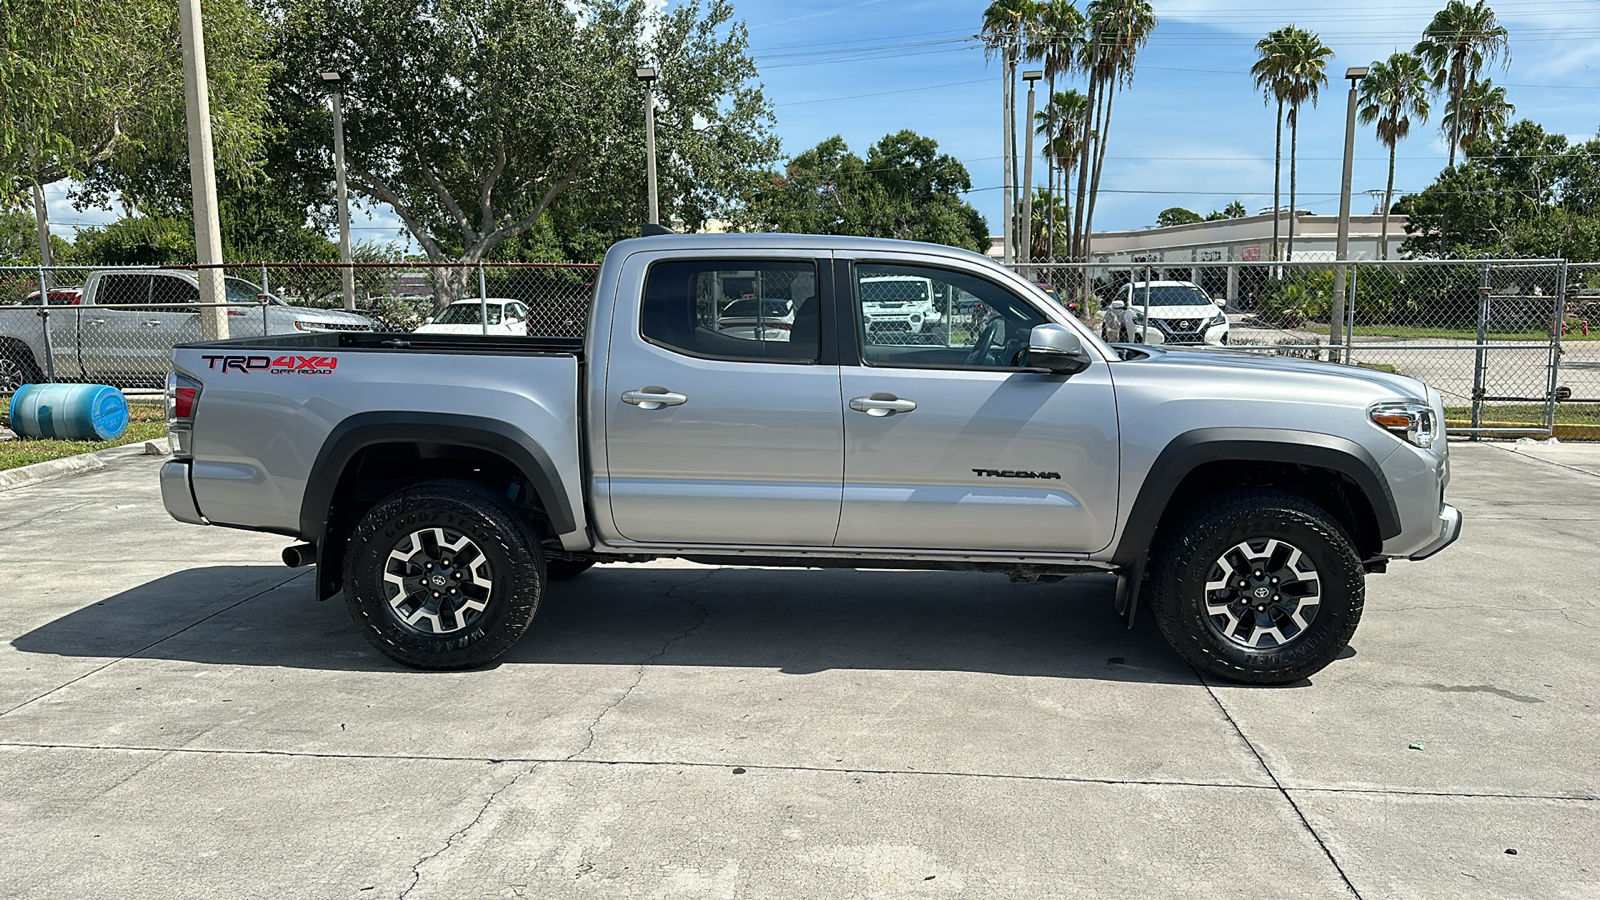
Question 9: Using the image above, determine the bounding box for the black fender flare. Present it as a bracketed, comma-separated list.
[1109, 427, 1401, 566]
[298, 411, 577, 545]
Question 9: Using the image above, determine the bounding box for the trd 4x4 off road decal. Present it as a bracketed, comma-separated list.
[201, 354, 339, 375]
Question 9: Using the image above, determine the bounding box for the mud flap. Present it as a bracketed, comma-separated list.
[1113, 550, 1148, 630]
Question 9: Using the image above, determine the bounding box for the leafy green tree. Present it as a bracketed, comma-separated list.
[1253, 26, 1332, 262]
[1204, 201, 1248, 221]
[1415, 0, 1509, 167]
[1443, 79, 1514, 155]
[736, 132, 989, 252]
[1359, 52, 1432, 258]
[1, 0, 274, 266]
[1035, 88, 1089, 261]
[268, 0, 775, 306]
[1156, 207, 1203, 227]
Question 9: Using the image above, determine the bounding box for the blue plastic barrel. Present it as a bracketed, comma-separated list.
[8, 384, 130, 441]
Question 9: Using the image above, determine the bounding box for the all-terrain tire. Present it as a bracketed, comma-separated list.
[1147, 489, 1365, 685]
[343, 478, 544, 669]
[546, 559, 596, 581]
[0, 341, 42, 394]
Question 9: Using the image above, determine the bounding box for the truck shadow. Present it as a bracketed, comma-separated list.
[10, 565, 1314, 686]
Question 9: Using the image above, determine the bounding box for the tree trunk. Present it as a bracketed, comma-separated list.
[1271, 98, 1283, 270]
[1381, 141, 1396, 260]
[1071, 45, 1099, 261]
[32, 184, 54, 279]
[1083, 82, 1117, 263]
[1287, 106, 1299, 264]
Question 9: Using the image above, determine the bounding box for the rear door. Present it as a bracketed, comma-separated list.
[833, 256, 1121, 554]
[601, 251, 844, 545]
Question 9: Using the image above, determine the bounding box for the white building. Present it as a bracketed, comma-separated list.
[990, 212, 1409, 307]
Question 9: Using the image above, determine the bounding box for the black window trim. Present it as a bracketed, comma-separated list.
[841, 258, 1051, 373]
[637, 256, 835, 367]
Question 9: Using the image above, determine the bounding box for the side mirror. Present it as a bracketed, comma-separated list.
[423, 316, 435, 325]
[1024, 324, 1093, 376]
[1214, 296, 1228, 308]
[1110, 299, 1126, 310]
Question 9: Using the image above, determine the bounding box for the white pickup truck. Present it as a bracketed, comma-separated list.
[161, 234, 1460, 683]
[0, 268, 371, 391]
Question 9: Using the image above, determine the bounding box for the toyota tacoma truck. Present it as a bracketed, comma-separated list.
[160, 234, 1460, 684]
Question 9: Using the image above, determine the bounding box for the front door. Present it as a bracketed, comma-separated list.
[602, 253, 844, 545]
[835, 260, 1121, 554]
[83, 273, 202, 383]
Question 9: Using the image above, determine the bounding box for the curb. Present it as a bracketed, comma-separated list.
[0, 440, 169, 493]
[1446, 420, 1600, 442]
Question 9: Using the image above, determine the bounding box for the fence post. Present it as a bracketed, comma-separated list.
[1344, 264, 1358, 365]
[1141, 264, 1152, 344]
[478, 262, 489, 336]
[1469, 262, 1491, 439]
[1547, 261, 1568, 436]
[35, 265, 57, 383]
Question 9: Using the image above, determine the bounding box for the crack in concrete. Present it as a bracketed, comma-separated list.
[1200, 677, 1364, 899]
[397, 761, 539, 900]
[564, 570, 716, 762]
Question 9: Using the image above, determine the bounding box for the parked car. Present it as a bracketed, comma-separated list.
[0, 268, 372, 391]
[860, 273, 943, 342]
[415, 299, 531, 336]
[20, 287, 84, 306]
[715, 297, 795, 341]
[1101, 280, 1228, 346]
[161, 233, 1459, 684]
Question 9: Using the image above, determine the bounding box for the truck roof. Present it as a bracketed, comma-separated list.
[610, 232, 997, 266]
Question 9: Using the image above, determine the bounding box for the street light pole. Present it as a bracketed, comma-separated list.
[178, 0, 228, 340]
[321, 71, 355, 311]
[1021, 70, 1042, 265]
[1331, 65, 1368, 351]
[637, 67, 660, 226]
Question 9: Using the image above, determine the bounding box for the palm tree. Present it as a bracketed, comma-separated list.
[1278, 26, 1332, 262]
[1415, 0, 1509, 167]
[1031, 1, 1086, 262]
[982, 0, 1039, 261]
[1035, 88, 1088, 262]
[1070, 0, 1156, 261]
[1251, 28, 1294, 266]
[1359, 52, 1432, 259]
[1444, 78, 1514, 154]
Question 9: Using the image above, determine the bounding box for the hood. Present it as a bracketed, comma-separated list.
[1126, 345, 1430, 398]
[1130, 303, 1221, 318]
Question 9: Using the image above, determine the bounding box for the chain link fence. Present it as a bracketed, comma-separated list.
[1, 262, 598, 408]
[3, 258, 1596, 439]
[1010, 258, 1596, 438]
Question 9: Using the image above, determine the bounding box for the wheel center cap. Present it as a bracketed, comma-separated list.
[1252, 586, 1271, 600]
[429, 573, 450, 588]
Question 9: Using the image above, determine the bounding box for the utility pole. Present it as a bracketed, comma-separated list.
[320, 72, 356, 310]
[178, 0, 228, 340]
[1021, 70, 1042, 265]
[1000, 41, 1014, 263]
[637, 67, 660, 225]
[1331, 66, 1368, 351]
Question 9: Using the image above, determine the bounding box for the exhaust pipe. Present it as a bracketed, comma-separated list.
[282, 543, 317, 568]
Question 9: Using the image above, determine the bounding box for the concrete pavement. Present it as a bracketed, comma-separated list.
[2, 444, 1597, 899]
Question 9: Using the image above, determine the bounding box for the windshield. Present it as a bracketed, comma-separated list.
[223, 276, 284, 305]
[435, 302, 504, 325]
[1126, 285, 1213, 307]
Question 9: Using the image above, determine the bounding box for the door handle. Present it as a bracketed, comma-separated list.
[144, 320, 162, 327]
[622, 388, 688, 410]
[88, 319, 106, 326]
[849, 394, 917, 417]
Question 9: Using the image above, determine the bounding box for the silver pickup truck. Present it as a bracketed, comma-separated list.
[160, 234, 1460, 683]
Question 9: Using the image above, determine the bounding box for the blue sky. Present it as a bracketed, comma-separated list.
[43, 0, 1600, 246]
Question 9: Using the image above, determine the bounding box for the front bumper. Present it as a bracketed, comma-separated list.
[160, 459, 206, 526]
[1128, 321, 1228, 346]
[1407, 503, 1461, 560]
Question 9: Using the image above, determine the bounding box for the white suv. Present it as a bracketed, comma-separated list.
[1101, 280, 1228, 346]
[859, 273, 944, 342]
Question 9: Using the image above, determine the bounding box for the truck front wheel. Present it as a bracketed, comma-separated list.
[342, 478, 544, 670]
[1147, 489, 1365, 685]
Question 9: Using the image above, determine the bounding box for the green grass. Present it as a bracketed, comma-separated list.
[1445, 403, 1600, 426]
[1304, 323, 1600, 342]
[0, 402, 167, 471]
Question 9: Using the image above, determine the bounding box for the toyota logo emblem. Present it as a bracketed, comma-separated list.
[430, 574, 449, 587]
[1253, 587, 1270, 599]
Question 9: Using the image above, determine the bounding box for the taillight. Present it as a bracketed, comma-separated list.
[166, 371, 202, 458]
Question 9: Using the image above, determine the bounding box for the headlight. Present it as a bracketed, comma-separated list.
[1370, 401, 1437, 449]
[1208, 312, 1226, 327]
[1127, 308, 1145, 323]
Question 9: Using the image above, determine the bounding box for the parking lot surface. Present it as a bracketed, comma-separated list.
[2, 442, 1597, 899]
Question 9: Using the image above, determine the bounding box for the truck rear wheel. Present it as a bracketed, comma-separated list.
[0, 342, 42, 394]
[1147, 489, 1365, 685]
[342, 478, 544, 670]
